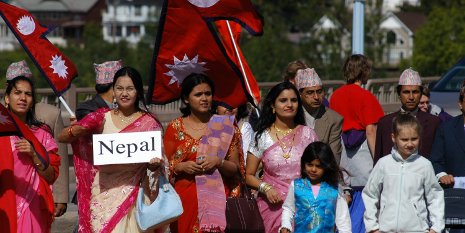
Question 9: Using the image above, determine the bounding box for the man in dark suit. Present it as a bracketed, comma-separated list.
[374, 68, 441, 163]
[294, 67, 343, 164]
[430, 87, 465, 185]
[75, 60, 123, 120]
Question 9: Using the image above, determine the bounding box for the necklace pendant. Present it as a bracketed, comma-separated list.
[282, 153, 290, 159]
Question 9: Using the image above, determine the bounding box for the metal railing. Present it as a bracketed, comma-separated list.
[0, 77, 440, 126]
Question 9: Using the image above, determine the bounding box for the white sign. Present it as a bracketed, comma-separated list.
[92, 131, 162, 165]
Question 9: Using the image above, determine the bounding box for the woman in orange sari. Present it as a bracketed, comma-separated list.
[164, 73, 244, 233]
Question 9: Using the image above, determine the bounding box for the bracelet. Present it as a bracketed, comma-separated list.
[258, 182, 273, 194]
[67, 125, 76, 137]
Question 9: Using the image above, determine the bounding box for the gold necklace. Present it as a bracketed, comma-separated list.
[117, 111, 137, 125]
[276, 131, 296, 159]
[187, 115, 208, 130]
[273, 124, 292, 136]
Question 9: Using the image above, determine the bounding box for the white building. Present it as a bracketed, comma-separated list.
[379, 11, 426, 65]
[102, 0, 161, 44]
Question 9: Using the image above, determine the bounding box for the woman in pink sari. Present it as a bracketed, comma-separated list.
[59, 67, 165, 233]
[0, 61, 61, 233]
[245, 82, 319, 233]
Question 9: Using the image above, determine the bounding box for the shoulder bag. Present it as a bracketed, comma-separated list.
[136, 175, 183, 231]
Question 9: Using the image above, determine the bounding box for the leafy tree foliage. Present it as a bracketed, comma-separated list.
[412, 7, 465, 76]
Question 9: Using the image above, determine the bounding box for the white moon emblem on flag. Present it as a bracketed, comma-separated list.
[49, 55, 69, 79]
[187, 0, 220, 8]
[16, 16, 35, 35]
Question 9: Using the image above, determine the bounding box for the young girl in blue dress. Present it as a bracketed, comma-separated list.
[280, 141, 352, 233]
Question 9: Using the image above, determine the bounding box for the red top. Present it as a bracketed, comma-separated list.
[330, 84, 384, 132]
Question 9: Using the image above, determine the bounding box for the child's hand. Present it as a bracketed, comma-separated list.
[439, 174, 454, 186]
[280, 228, 291, 233]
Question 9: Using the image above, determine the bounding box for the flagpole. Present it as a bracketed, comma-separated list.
[225, 20, 260, 117]
[58, 96, 76, 118]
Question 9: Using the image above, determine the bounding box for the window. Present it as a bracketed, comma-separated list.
[134, 5, 142, 16]
[128, 26, 140, 36]
[387, 30, 396, 45]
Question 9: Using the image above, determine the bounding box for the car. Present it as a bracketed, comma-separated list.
[429, 57, 465, 117]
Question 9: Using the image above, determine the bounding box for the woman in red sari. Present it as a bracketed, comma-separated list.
[59, 67, 165, 233]
[164, 73, 244, 233]
[0, 61, 61, 233]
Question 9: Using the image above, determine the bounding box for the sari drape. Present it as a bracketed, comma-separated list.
[257, 125, 318, 233]
[72, 109, 163, 233]
[164, 117, 245, 233]
[0, 126, 60, 233]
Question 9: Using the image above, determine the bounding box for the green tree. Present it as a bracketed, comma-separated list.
[412, 7, 465, 76]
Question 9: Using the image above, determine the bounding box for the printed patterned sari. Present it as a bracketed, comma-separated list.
[256, 125, 318, 233]
[72, 108, 163, 233]
[164, 116, 245, 233]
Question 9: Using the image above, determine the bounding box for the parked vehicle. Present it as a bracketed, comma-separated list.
[429, 57, 465, 117]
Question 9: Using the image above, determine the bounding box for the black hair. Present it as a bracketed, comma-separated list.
[95, 83, 113, 94]
[392, 112, 422, 137]
[254, 81, 305, 145]
[5, 76, 50, 131]
[301, 141, 341, 187]
[112, 66, 161, 125]
[212, 101, 250, 122]
[180, 73, 215, 117]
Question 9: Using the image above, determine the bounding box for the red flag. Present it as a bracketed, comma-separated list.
[0, 104, 50, 166]
[0, 2, 78, 96]
[147, 0, 263, 108]
[215, 20, 260, 104]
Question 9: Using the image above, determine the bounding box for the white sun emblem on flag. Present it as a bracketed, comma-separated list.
[165, 54, 208, 86]
[16, 15, 36, 35]
[0, 112, 12, 126]
[187, 0, 220, 8]
[49, 55, 69, 79]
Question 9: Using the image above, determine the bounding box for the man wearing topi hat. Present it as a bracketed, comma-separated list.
[374, 68, 441, 163]
[294, 68, 343, 164]
[6, 60, 70, 217]
[75, 60, 123, 121]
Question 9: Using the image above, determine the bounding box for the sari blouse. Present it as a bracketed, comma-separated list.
[164, 117, 245, 233]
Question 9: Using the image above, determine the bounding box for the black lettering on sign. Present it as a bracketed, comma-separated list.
[99, 140, 114, 155]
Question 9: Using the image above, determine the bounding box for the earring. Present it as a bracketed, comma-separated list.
[112, 97, 118, 111]
[272, 108, 275, 114]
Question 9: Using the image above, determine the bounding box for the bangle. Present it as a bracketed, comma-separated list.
[258, 182, 273, 193]
[67, 125, 76, 137]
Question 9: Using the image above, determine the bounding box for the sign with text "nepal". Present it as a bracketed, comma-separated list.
[92, 131, 162, 165]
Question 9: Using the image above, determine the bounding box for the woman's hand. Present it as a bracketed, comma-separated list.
[15, 139, 35, 157]
[177, 161, 203, 175]
[280, 228, 291, 233]
[148, 158, 163, 171]
[265, 187, 283, 204]
[196, 156, 221, 173]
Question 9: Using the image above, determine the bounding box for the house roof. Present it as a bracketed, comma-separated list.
[11, 0, 100, 12]
[395, 12, 426, 33]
